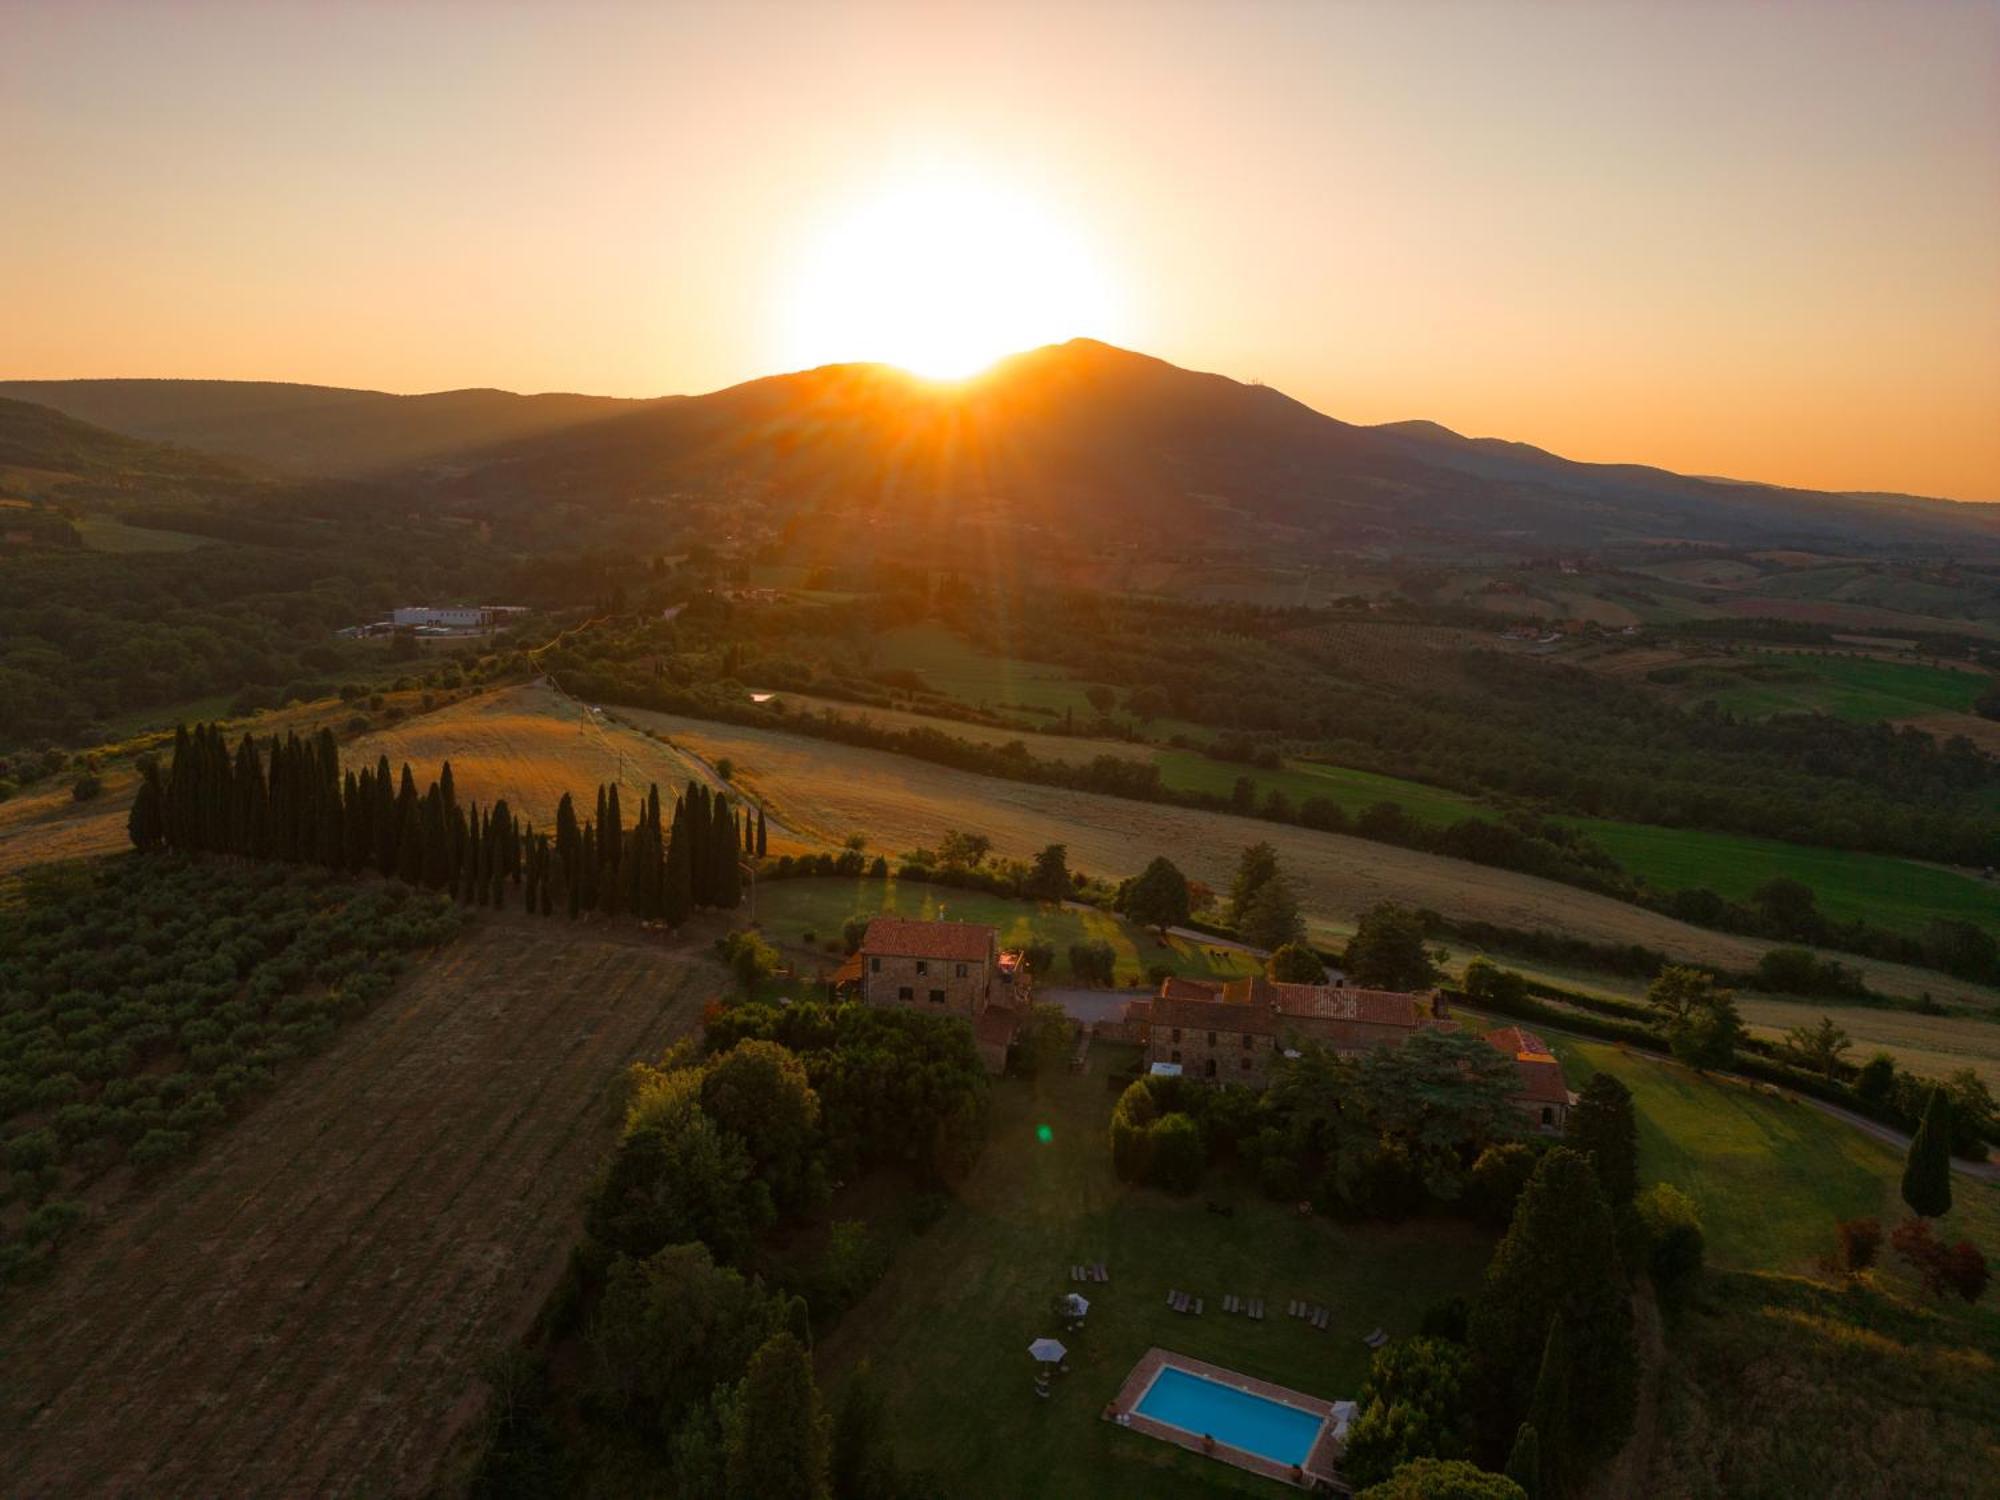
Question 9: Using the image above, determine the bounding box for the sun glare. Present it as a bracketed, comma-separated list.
[776, 173, 1126, 380]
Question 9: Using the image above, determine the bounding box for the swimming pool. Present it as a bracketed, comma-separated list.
[1133, 1366, 1325, 1467]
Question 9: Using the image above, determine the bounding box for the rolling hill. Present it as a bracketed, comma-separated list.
[11, 343, 1999, 552]
[0, 378, 651, 477]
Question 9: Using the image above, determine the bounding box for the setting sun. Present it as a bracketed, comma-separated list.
[774, 172, 1127, 380]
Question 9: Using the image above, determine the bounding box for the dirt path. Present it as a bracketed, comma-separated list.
[0, 920, 720, 1498]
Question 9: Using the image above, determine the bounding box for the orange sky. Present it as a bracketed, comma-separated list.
[3, 0, 1996, 500]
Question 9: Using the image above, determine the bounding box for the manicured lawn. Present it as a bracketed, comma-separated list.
[1689, 651, 1989, 722]
[1562, 817, 2000, 936]
[1153, 751, 1495, 829]
[1547, 1037, 2000, 1273]
[815, 1051, 1496, 1499]
[752, 876, 1262, 987]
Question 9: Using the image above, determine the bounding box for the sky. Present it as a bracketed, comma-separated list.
[3, 0, 1997, 500]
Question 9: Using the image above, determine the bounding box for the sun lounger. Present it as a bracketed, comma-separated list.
[1223, 1295, 1236, 1313]
[1193, 1297, 1203, 1315]
[1167, 1288, 1181, 1308]
[1287, 1299, 1300, 1318]
[1250, 1298, 1264, 1320]
[1096, 1263, 1109, 1282]
[1365, 1328, 1389, 1349]
[1314, 1308, 1330, 1330]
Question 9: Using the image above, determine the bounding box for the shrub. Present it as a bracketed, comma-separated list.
[1466, 1143, 1538, 1228]
[1891, 1217, 1990, 1303]
[1067, 940, 1117, 987]
[128, 1128, 193, 1171]
[1835, 1216, 1882, 1272]
[71, 771, 104, 802]
[1147, 1112, 1205, 1193]
[1633, 1182, 1705, 1308]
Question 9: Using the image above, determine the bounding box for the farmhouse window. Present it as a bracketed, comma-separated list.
[1240, 1057, 1252, 1072]
[929, 989, 946, 1005]
[955, 963, 968, 978]
[870, 957, 881, 973]
[898, 986, 913, 1002]
[1541, 1107, 1553, 1126]
[1240, 1033, 1252, 1048]
[1170, 1049, 1182, 1064]
[1204, 1058, 1217, 1079]
[916, 960, 928, 975]
[1207, 1031, 1217, 1045]
[1171, 1027, 1182, 1043]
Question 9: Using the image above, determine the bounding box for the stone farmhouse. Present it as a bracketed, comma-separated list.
[840, 916, 1025, 1074]
[1128, 975, 1574, 1131]
[1131, 974, 1450, 1086]
[1480, 1025, 1576, 1131]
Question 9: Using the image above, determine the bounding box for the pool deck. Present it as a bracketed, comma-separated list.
[1106, 1347, 1348, 1491]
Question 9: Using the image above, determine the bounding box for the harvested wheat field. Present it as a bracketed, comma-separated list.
[614, 708, 1993, 1008]
[0, 776, 131, 876]
[0, 918, 721, 1499]
[346, 681, 717, 827]
[1737, 995, 2000, 1090]
[751, 689, 1153, 765]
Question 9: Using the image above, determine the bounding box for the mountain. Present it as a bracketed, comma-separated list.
[426, 339, 1999, 552]
[11, 344, 1996, 553]
[0, 379, 650, 477]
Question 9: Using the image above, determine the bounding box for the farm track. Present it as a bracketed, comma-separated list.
[1, 919, 720, 1499]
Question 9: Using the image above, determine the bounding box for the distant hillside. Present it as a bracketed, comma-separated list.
[0, 379, 651, 477]
[433, 339, 2000, 552]
[13, 345, 1997, 552]
[0, 396, 246, 499]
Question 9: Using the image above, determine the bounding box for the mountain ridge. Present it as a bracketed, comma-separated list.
[7, 341, 1994, 551]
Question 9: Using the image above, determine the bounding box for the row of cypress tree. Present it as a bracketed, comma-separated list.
[128, 722, 765, 923]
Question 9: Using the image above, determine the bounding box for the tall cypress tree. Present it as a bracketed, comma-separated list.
[128, 762, 166, 851]
[712, 798, 741, 908]
[343, 768, 369, 871]
[394, 765, 422, 883]
[756, 807, 767, 858]
[664, 795, 694, 925]
[439, 760, 457, 815]
[1902, 1086, 1954, 1219]
[1524, 1315, 1569, 1499]
[1470, 1148, 1635, 1471]
[373, 755, 399, 874]
[1505, 1422, 1541, 1500]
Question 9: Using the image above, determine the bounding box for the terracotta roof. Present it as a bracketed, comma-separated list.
[829, 953, 863, 985]
[1511, 1057, 1573, 1106]
[1484, 1027, 1571, 1105]
[860, 917, 995, 963]
[1149, 997, 1284, 1036]
[1277, 988, 1429, 1027]
[1159, 975, 1223, 1002]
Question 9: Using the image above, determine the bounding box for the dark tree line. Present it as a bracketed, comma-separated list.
[129, 721, 745, 921]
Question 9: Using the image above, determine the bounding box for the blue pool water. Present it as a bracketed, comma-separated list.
[1134, 1366, 1324, 1466]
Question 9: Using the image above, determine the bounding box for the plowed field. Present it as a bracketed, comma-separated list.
[1, 919, 720, 1498]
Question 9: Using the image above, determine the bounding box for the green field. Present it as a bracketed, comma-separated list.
[1687, 651, 1989, 721]
[1564, 816, 2000, 937]
[1546, 1036, 2000, 1272]
[1154, 750, 1495, 828]
[753, 876, 1261, 987]
[874, 623, 1097, 716]
[816, 1050, 1494, 1498]
[70, 516, 213, 553]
